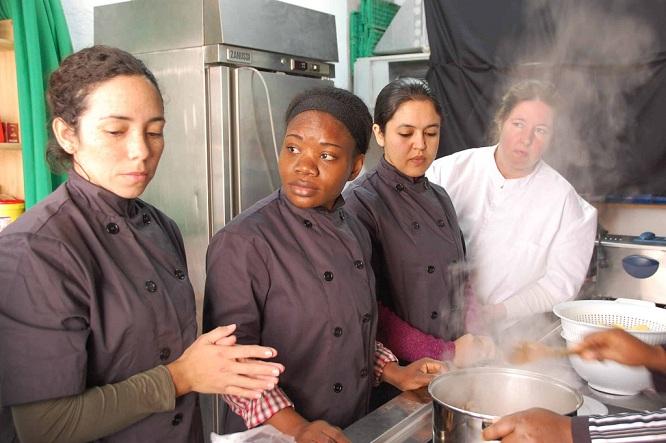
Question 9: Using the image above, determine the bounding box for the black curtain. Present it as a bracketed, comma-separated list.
[425, 0, 666, 197]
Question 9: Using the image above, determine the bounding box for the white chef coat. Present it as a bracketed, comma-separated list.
[426, 145, 597, 320]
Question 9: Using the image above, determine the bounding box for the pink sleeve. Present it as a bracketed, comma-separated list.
[223, 387, 294, 429]
[376, 303, 455, 362]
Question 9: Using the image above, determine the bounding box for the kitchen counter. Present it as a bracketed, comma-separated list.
[345, 313, 666, 442]
[345, 383, 665, 442]
[345, 389, 431, 443]
[582, 384, 665, 414]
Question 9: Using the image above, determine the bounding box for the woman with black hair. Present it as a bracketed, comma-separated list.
[204, 86, 442, 442]
[344, 78, 494, 371]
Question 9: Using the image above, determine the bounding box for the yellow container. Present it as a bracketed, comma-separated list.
[0, 199, 25, 221]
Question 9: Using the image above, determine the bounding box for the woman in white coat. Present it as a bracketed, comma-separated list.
[427, 80, 597, 330]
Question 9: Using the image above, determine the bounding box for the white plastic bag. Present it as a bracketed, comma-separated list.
[211, 425, 296, 443]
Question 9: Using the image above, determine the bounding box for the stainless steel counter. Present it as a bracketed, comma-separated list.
[345, 313, 666, 442]
[345, 383, 665, 442]
[582, 384, 665, 414]
[345, 390, 432, 443]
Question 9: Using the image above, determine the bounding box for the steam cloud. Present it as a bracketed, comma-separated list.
[502, 1, 660, 197]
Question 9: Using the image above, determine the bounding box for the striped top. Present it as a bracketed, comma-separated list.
[572, 369, 666, 442]
[573, 408, 666, 442]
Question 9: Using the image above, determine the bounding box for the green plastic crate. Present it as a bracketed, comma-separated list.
[350, 11, 361, 67]
[350, 40, 359, 67]
[363, 27, 385, 56]
[350, 1, 400, 71]
[350, 11, 361, 41]
[361, 0, 399, 31]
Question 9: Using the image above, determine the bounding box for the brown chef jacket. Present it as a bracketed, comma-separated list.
[0, 171, 202, 442]
[203, 190, 377, 432]
[344, 157, 466, 341]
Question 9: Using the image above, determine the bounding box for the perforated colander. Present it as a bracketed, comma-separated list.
[553, 298, 666, 345]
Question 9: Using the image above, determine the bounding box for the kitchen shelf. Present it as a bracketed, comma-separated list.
[603, 196, 666, 205]
[0, 37, 12, 50]
[0, 19, 22, 200]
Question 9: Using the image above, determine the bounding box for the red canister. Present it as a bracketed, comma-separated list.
[6, 123, 19, 143]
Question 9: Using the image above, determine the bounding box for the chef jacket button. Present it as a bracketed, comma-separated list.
[427, 265, 435, 274]
[333, 383, 343, 393]
[304, 219, 313, 228]
[142, 213, 151, 225]
[431, 311, 439, 319]
[437, 219, 446, 227]
[395, 183, 405, 192]
[174, 269, 186, 280]
[354, 260, 364, 270]
[362, 313, 372, 323]
[333, 327, 343, 337]
[171, 412, 183, 426]
[105, 223, 119, 234]
[324, 271, 334, 281]
[145, 280, 158, 293]
[412, 221, 420, 230]
[360, 368, 369, 377]
[159, 347, 171, 361]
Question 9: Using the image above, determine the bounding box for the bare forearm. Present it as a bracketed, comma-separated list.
[380, 362, 403, 387]
[265, 407, 307, 437]
[12, 366, 175, 443]
[166, 359, 192, 396]
[647, 345, 666, 373]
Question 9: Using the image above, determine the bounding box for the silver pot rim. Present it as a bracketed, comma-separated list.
[427, 366, 584, 420]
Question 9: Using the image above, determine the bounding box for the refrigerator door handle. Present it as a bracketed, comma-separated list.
[208, 65, 235, 232]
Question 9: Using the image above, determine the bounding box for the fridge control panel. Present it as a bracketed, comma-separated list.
[206, 45, 334, 78]
[290, 58, 329, 76]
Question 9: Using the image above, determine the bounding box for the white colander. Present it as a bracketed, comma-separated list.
[553, 298, 666, 345]
[553, 298, 666, 395]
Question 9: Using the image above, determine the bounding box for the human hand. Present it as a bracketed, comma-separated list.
[572, 328, 666, 371]
[383, 358, 445, 391]
[167, 324, 284, 398]
[294, 420, 349, 443]
[403, 386, 433, 403]
[453, 334, 496, 368]
[265, 408, 348, 442]
[482, 408, 572, 442]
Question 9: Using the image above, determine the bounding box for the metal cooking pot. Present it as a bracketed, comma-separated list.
[428, 367, 583, 443]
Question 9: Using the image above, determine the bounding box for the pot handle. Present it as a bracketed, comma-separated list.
[481, 420, 500, 443]
[482, 420, 497, 428]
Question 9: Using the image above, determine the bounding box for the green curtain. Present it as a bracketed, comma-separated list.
[0, 0, 72, 207]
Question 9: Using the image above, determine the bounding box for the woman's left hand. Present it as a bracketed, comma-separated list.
[382, 358, 445, 391]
